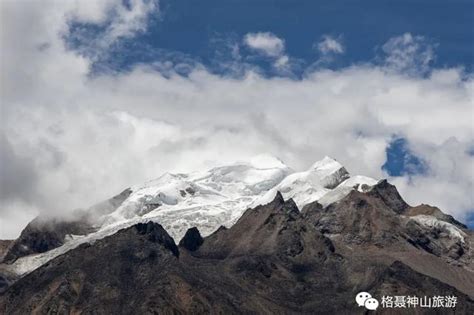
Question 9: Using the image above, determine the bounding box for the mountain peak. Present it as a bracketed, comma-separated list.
[248, 154, 288, 169]
[3, 154, 381, 276]
[133, 222, 179, 257]
[3, 155, 473, 313]
[179, 227, 204, 251]
[310, 156, 342, 170]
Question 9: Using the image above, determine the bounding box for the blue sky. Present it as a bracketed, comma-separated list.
[70, 0, 474, 75]
[1, 0, 473, 237]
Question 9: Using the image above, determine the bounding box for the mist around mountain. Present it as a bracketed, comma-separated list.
[0, 156, 473, 314]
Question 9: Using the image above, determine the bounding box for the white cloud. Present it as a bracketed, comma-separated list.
[100, 0, 159, 47]
[317, 35, 345, 55]
[391, 137, 474, 217]
[382, 33, 436, 74]
[244, 32, 285, 57]
[0, 3, 472, 238]
[243, 32, 290, 70]
[274, 55, 290, 70]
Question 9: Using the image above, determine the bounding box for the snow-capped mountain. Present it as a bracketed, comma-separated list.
[98, 155, 377, 238]
[99, 154, 293, 237]
[2, 155, 379, 275]
[91, 155, 380, 242]
[2, 154, 469, 279]
[253, 157, 377, 209]
[1, 154, 473, 313]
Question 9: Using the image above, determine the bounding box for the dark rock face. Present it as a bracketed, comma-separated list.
[1, 187, 473, 314]
[134, 222, 179, 257]
[179, 227, 204, 251]
[303, 188, 474, 297]
[2, 217, 94, 263]
[1, 188, 133, 264]
[368, 261, 474, 314]
[323, 166, 350, 189]
[367, 179, 409, 213]
[0, 240, 12, 262]
[1, 222, 182, 314]
[303, 189, 403, 246]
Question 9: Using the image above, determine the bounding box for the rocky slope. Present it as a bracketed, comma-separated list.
[1, 187, 473, 314]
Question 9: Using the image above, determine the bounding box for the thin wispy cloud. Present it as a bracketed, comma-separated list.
[67, 0, 159, 60]
[381, 33, 436, 74]
[316, 35, 345, 55]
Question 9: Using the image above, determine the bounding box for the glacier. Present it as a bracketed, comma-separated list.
[4, 155, 379, 275]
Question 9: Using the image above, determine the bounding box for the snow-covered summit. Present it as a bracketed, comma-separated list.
[102, 155, 292, 229]
[309, 155, 351, 189]
[6, 155, 379, 275]
[253, 156, 355, 208]
[105, 155, 368, 230]
[310, 155, 343, 170]
[248, 154, 288, 169]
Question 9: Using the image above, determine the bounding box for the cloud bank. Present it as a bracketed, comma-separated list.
[0, 1, 473, 238]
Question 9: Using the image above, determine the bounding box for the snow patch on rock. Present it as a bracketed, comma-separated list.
[410, 215, 467, 243]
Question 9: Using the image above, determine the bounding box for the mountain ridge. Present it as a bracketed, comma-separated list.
[1, 156, 378, 274]
[1, 188, 473, 314]
[0, 155, 472, 313]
